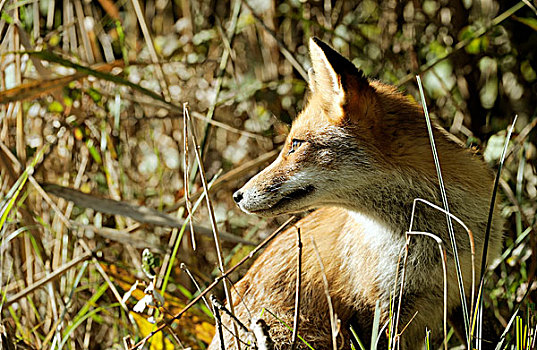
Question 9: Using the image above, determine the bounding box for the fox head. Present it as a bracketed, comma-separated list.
[233, 37, 424, 216]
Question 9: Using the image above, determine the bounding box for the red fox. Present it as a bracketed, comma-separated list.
[208, 37, 503, 349]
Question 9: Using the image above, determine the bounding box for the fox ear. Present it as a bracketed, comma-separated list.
[308, 37, 373, 123]
[309, 37, 344, 103]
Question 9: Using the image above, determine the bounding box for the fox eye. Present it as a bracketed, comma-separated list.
[288, 139, 304, 155]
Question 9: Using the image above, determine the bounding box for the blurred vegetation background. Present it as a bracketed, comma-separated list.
[0, 0, 536, 348]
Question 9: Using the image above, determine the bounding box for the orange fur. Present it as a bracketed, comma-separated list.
[210, 38, 503, 349]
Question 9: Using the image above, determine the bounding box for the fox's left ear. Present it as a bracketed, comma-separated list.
[308, 37, 369, 114]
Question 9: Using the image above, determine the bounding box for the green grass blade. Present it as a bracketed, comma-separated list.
[480, 115, 518, 280]
[416, 75, 470, 344]
[60, 302, 120, 348]
[66, 282, 109, 329]
[0, 146, 46, 231]
[0, 169, 31, 230]
[371, 299, 380, 350]
[350, 325, 366, 350]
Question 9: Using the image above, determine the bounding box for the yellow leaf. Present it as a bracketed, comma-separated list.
[194, 321, 215, 344]
[130, 312, 174, 350]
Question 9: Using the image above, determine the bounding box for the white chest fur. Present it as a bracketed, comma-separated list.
[339, 211, 406, 306]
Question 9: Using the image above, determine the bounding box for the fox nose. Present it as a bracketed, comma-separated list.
[233, 190, 243, 204]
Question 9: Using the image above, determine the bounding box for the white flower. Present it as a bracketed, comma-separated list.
[133, 294, 153, 313]
[122, 281, 139, 303]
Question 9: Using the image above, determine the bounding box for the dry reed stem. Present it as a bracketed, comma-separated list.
[13, 10, 25, 167]
[185, 105, 240, 349]
[180, 263, 212, 314]
[156, 170, 221, 291]
[14, 22, 52, 77]
[130, 0, 171, 101]
[85, 244, 130, 312]
[392, 73, 479, 346]
[74, 0, 94, 64]
[0, 141, 47, 257]
[291, 227, 302, 350]
[311, 237, 338, 350]
[392, 196, 480, 348]
[183, 103, 196, 250]
[2, 143, 133, 316]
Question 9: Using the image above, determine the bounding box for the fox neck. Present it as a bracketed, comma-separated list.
[340, 170, 437, 233]
[343, 166, 482, 237]
[343, 85, 490, 238]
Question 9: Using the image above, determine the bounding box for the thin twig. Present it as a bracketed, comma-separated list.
[291, 227, 302, 350]
[211, 295, 250, 335]
[183, 103, 196, 250]
[212, 297, 226, 350]
[225, 275, 254, 320]
[394, 238, 410, 349]
[397, 311, 419, 338]
[181, 264, 247, 348]
[185, 104, 240, 349]
[180, 263, 212, 314]
[504, 113, 537, 161]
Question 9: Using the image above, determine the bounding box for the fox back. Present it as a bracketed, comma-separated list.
[209, 38, 503, 350]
